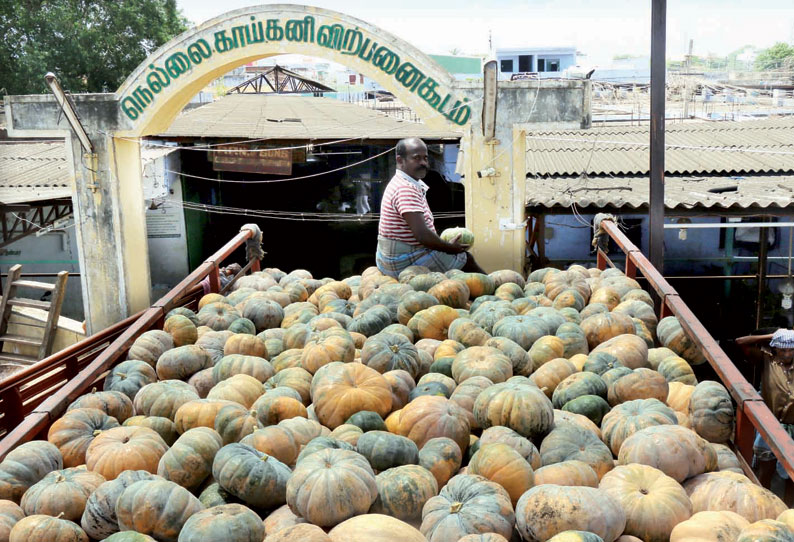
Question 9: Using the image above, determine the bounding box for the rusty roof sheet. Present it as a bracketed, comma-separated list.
[160, 94, 462, 141]
[526, 117, 794, 177]
[525, 174, 794, 211]
[0, 142, 72, 204]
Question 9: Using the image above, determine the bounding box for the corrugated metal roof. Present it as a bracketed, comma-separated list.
[160, 94, 462, 141]
[525, 175, 794, 211]
[0, 142, 72, 204]
[526, 117, 794, 177]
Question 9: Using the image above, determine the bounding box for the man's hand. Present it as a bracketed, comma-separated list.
[447, 233, 470, 254]
[403, 212, 469, 254]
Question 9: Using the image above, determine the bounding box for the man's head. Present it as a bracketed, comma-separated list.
[770, 329, 794, 364]
[396, 138, 428, 180]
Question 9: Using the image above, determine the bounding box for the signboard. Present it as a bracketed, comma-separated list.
[210, 146, 294, 175]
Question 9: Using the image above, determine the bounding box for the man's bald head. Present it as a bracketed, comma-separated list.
[396, 138, 429, 180]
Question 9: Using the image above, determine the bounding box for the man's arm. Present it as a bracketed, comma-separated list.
[403, 212, 467, 254]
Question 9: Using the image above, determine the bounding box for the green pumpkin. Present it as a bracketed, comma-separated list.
[471, 300, 518, 334]
[408, 272, 447, 292]
[360, 332, 421, 378]
[295, 437, 354, 464]
[601, 366, 633, 388]
[177, 503, 264, 542]
[556, 322, 590, 358]
[408, 381, 451, 401]
[357, 431, 420, 471]
[562, 395, 611, 426]
[657, 355, 698, 385]
[345, 411, 387, 433]
[440, 227, 475, 246]
[103, 532, 159, 542]
[583, 351, 624, 376]
[348, 305, 393, 337]
[492, 315, 548, 350]
[552, 372, 608, 409]
[198, 482, 239, 508]
[370, 464, 438, 523]
[429, 357, 454, 378]
[469, 295, 500, 313]
[228, 318, 256, 335]
[397, 291, 440, 325]
[165, 307, 199, 326]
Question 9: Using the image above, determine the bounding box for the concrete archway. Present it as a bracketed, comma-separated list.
[114, 5, 469, 137]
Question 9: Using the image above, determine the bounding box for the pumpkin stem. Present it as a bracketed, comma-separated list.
[93, 430, 102, 437]
[55, 473, 65, 483]
[390, 345, 400, 353]
[449, 502, 463, 514]
[57, 512, 65, 519]
[640, 488, 649, 495]
[90, 387, 97, 393]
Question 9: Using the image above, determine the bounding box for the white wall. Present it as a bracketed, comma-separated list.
[144, 151, 190, 301]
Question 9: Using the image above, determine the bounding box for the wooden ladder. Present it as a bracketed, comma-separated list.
[0, 265, 69, 365]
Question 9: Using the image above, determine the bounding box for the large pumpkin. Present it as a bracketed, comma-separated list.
[492, 315, 547, 350]
[449, 376, 494, 430]
[0, 441, 62, 503]
[683, 471, 787, 522]
[310, 362, 392, 429]
[618, 424, 717, 483]
[178, 503, 265, 542]
[127, 330, 173, 367]
[47, 408, 120, 467]
[407, 305, 460, 341]
[212, 443, 290, 509]
[116, 479, 204, 541]
[207, 374, 265, 408]
[356, 431, 419, 471]
[79, 469, 157, 540]
[420, 474, 515, 541]
[240, 426, 300, 466]
[301, 328, 356, 374]
[478, 426, 541, 469]
[657, 356, 698, 385]
[474, 379, 554, 440]
[736, 520, 794, 542]
[608, 368, 669, 406]
[173, 398, 237, 433]
[669, 510, 750, 542]
[545, 271, 591, 302]
[552, 372, 608, 409]
[472, 302, 518, 334]
[468, 443, 534, 506]
[657, 316, 707, 365]
[85, 426, 168, 480]
[529, 336, 566, 371]
[455, 273, 496, 299]
[515, 484, 626, 542]
[286, 448, 377, 527]
[530, 358, 577, 399]
[591, 334, 649, 369]
[599, 464, 692, 542]
[418, 438, 462, 490]
[452, 346, 512, 384]
[362, 333, 421, 379]
[328, 514, 425, 542]
[533, 460, 599, 488]
[580, 313, 635, 350]
[133, 380, 199, 420]
[398, 395, 470, 452]
[688, 381, 734, 444]
[448, 318, 492, 347]
[213, 354, 274, 383]
[103, 360, 157, 400]
[540, 424, 614, 479]
[428, 280, 470, 308]
[0, 500, 23, 541]
[66, 390, 133, 423]
[370, 465, 438, 524]
[601, 398, 677, 456]
[9, 515, 89, 542]
[157, 427, 222, 490]
[20, 466, 105, 521]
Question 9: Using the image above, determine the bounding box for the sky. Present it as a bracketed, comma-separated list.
[175, 0, 794, 66]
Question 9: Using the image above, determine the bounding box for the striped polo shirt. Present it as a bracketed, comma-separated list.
[378, 170, 435, 246]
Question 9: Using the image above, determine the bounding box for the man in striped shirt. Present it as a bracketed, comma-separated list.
[376, 137, 484, 278]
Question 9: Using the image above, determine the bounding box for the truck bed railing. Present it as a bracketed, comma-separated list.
[0, 228, 259, 459]
[597, 218, 794, 479]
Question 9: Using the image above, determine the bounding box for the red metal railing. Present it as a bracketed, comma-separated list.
[597, 219, 794, 479]
[0, 228, 260, 460]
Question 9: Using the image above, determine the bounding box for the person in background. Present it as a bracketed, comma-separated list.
[200, 263, 242, 295]
[736, 328, 794, 500]
[375, 137, 484, 278]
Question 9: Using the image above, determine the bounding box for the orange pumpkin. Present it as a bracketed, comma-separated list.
[530, 358, 578, 399]
[85, 426, 168, 480]
[207, 374, 265, 408]
[468, 443, 534, 506]
[398, 396, 470, 452]
[240, 425, 300, 466]
[418, 437, 462, 489]
[669, 510, 750, 542]
[10, 514, 89, 542]
[609, 368, 669, 406]
[428, 280, 470, 308]
[449, 376, 494, 430]
[591, 334, 649, 369]
[20, 467, 105, 521]
[301, 328, 356, 374]
[383, 370, 416, 411]
[253, 394, 308, 425]
[601, 398, 678, 456]
[163, 314, 198, 347]
[529, 336, 566, 371]
[174, 399, 236, 434]
[452, 346, 512, 384]
[407, 305, 460, 341]
[580, 312, 635, 350]
[533, 460, 599, 487]
[47, 408, 120, 468]
[310, 362, 392, 429]
[223, 333, 267, 358]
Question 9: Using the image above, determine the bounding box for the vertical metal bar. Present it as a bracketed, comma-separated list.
[536, 214, 546, 263]
[649, 0, 666, 273]
[597, 249, 607, 270]
[208, 265, 221, 294]
[735, 406, 756, 465]
[756, 217, 769, 328]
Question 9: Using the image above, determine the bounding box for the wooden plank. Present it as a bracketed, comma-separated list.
[7, 299, 51, 311]
[0, 266, 21, 338]
[0, 335, 43, 347]
[0, 353, 37, 364]
[39, 271, 68, 360]
[11, 280, 56, 291]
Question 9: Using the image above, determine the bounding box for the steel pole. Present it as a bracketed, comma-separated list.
[649, 0, 666, 273]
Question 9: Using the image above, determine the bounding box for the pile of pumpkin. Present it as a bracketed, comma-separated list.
[1, 264, 793, 542]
